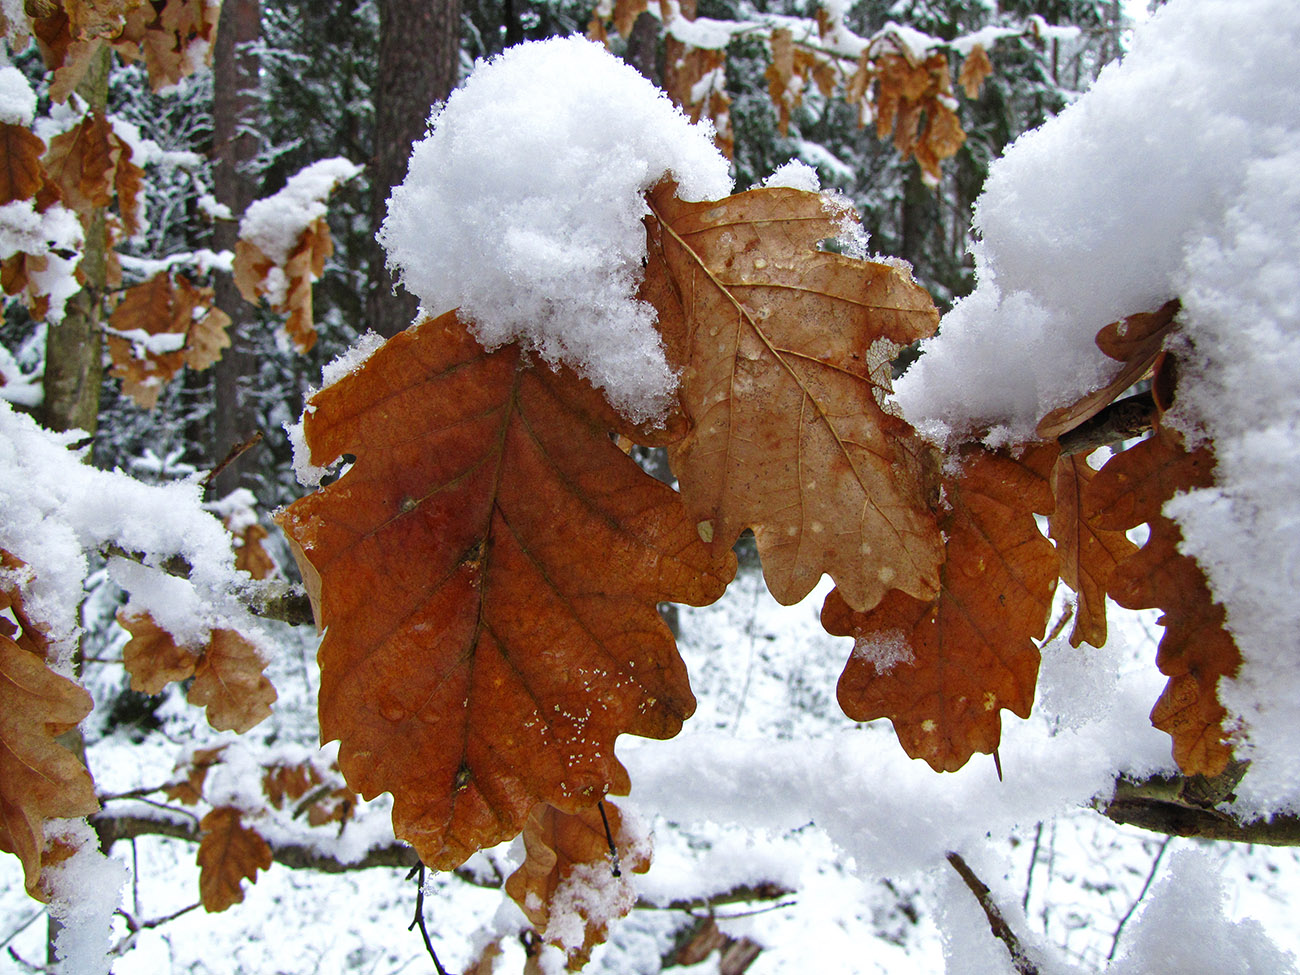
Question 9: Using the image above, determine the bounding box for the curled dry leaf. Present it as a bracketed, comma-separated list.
[824, 444, 1058, 772]
[505, 801, 651, 971]
[277, 310, 734, 869]
[165, 746, 225, 806]
[0, 123, 46, 206]
[1036, 299, 1180, 439]
[644, 181, 943, 613]
[1086, 423, 1238, 776]
[1048, 453, 1137, 648]
[868, 51, 966, 185]
[232, 217, 332, 354]
[196, 806, 272, 913]
[0, 550, 98, 894]
[958, 44, 993, 100]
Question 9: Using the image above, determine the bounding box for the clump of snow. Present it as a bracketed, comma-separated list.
[850, 628, 913, 675]
[891, 0, 1300, 811]
[0, 65, 36, 125]
[1109, 849, 1299, 975]
[762, 159, 821, 192]
[379, 36, 733, 423]
[319, 330, 385, 389]
[0, 200, 83, 324]
[41, 819, 130, 975]
[239, 157, 363, 265]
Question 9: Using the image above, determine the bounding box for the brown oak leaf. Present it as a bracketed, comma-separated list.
[188, 629, 277, 734]
[119, 609, 200, 693]
[0, 551, 98, 893]
[42, 112, 118, 218]
[277, 310, 735, 869]
[196, 806, 272, 912]
[165, 746, 225, 806]
[1036, 299, 1179, 439]
[958, 44, 993, 99]
[505, 801, 651, 971]
[644, 181, 943, 613]
[262, 762, 322, 810]
[1048, 453, 1137, 648]
[824, 443, 1058, 772]
[0, 123, 45, 206]
[871, 51, 966, 185]
[232, 217, 331, 354]
[232, 522, 276, 580]
[1086, 423, 1238, 775]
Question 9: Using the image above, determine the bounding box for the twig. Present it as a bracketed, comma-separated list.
[201, 431, 264, 490]
[0, 911, 44, 952]
[946, 852, 1041, 975]
[597, 801, 621, 877]
[1022, 822, 1043, 914]
[406, 863, 452, 975]
[1042, 602, 1075, 646]
[1107, 836, 1170, 961]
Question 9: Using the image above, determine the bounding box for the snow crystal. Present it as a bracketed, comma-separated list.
[239, 157, 363, 265]
[892, 0, 1300, 811]
[1109, 849, 1299, 975]
[0, 65, 36, 126]
[379, 36, 733, 423]
[849, 627, 913, 675]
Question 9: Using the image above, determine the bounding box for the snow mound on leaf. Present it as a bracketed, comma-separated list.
[378, 36, 733, 423]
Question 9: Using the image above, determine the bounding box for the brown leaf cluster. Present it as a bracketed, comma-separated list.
[0, 550, 98, 894]
[506, 801, 651, 970]
[41, 111, 144, 232]
[119, 610, 276, 733]
[107, 271, 231, 409]
[1085, 424, 1238, 775]
[858, 50, 966, 186]
[196, 806, 271, 912]
[233, 217, 332, 354]
[659, 2, 733, 157]
[165, 746, 225, 805]
[644, 181, 943, 612]
[278, 310, 735, 869]
[765, 27, 838, 136]
[824, 444, 1058, 771]
[30, 0, 217, 102]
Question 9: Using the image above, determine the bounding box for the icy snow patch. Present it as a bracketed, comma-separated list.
[379, 36, 732, 423]
[0, 65, 36, 125]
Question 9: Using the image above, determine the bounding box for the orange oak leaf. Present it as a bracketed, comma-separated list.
[119, 609, 200, 693]
[184, 303, 233, 372]
[871, 51, 966, 185]
[824, 444, 1059, 772]
[188, 629, 277, 734]
[277, 310, 735, 869]
[232, 217, 331, 354]
[505, 801, 651, 970]
[644, 181, 943, 613]
[659, 2, 733, 158]
[0, 552, 98, 893]
[1086, 423, 1238, 775]
[1036, 299, 1179, 439]
[42, 113, 118, 217]
[0, 123, 45, 206]
[1048, 453, 1137, 648]
[232, 522, 276, 580]
[196, 806, 272, 912]
[165, 746, 225, 806]
[958, 44, 993, 99]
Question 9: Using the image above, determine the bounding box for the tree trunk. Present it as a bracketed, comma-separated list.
[38, 47, 111, 441]
[209, 0, 262, 497]
[368, 0, 462, 338]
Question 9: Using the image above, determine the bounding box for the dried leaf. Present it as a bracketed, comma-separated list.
[187, 629, 277, 734]
[277, 310, 734, 869]
[644, 181, 942, 612]
[1036, 300, 1179, 439]
[505, 801, 651, 970]
[196, 806, 272, 912]
[262, 762, 322, 810]
[42, 112, 118, 217]
[958, 44, 993, 99]
[824, 444, 1058, 771]
[106, 271, 193, 409]
[184, 304, 232, 371]
[165, 746, 224, 805]
[1048, 453, 1137, 648]
[118, 609, 200, 693]
[1087, 424, 1238, 775]
[0, 551, 98, 893]
[0, 123, 46, 206]
[233, 522, 276, 580]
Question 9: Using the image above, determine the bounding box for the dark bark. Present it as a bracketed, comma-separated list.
[210, 0, 263, 497]
[368, 0, 462, 338]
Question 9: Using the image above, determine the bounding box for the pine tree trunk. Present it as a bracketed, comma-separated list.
[368, 0, 462, 338]
[210, 0, 262, 497]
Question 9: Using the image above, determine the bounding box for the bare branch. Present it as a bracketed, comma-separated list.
[946, 852, 1041, 975]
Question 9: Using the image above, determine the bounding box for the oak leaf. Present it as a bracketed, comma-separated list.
[232, 522, 276, 580]
[506, 800, 651, 970]
[1047, 453, 1137, 648]
[277, 310, 735, 869]
[262, 762, 322, 810]
[823, 444, 1058, 771]
[1036, 299, 1179, 439]
[660, 4, 733, 157]
[42, 112, 118, 217]
[1086, 423, 1238, 775]
[165, 746, 225, 806]
[958, 44, 993, 100]
[0, 551, 98, 893]
[0, 123, 45, 206]
[232, 217, 332, 354]
[119, 609, 201, 693]
[871, 51, 966, 185]
[644, 181, 943, 612]
[196, 806, 272, 912]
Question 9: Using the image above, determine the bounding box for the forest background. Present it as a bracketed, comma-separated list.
[2, 0, 1298, 973]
